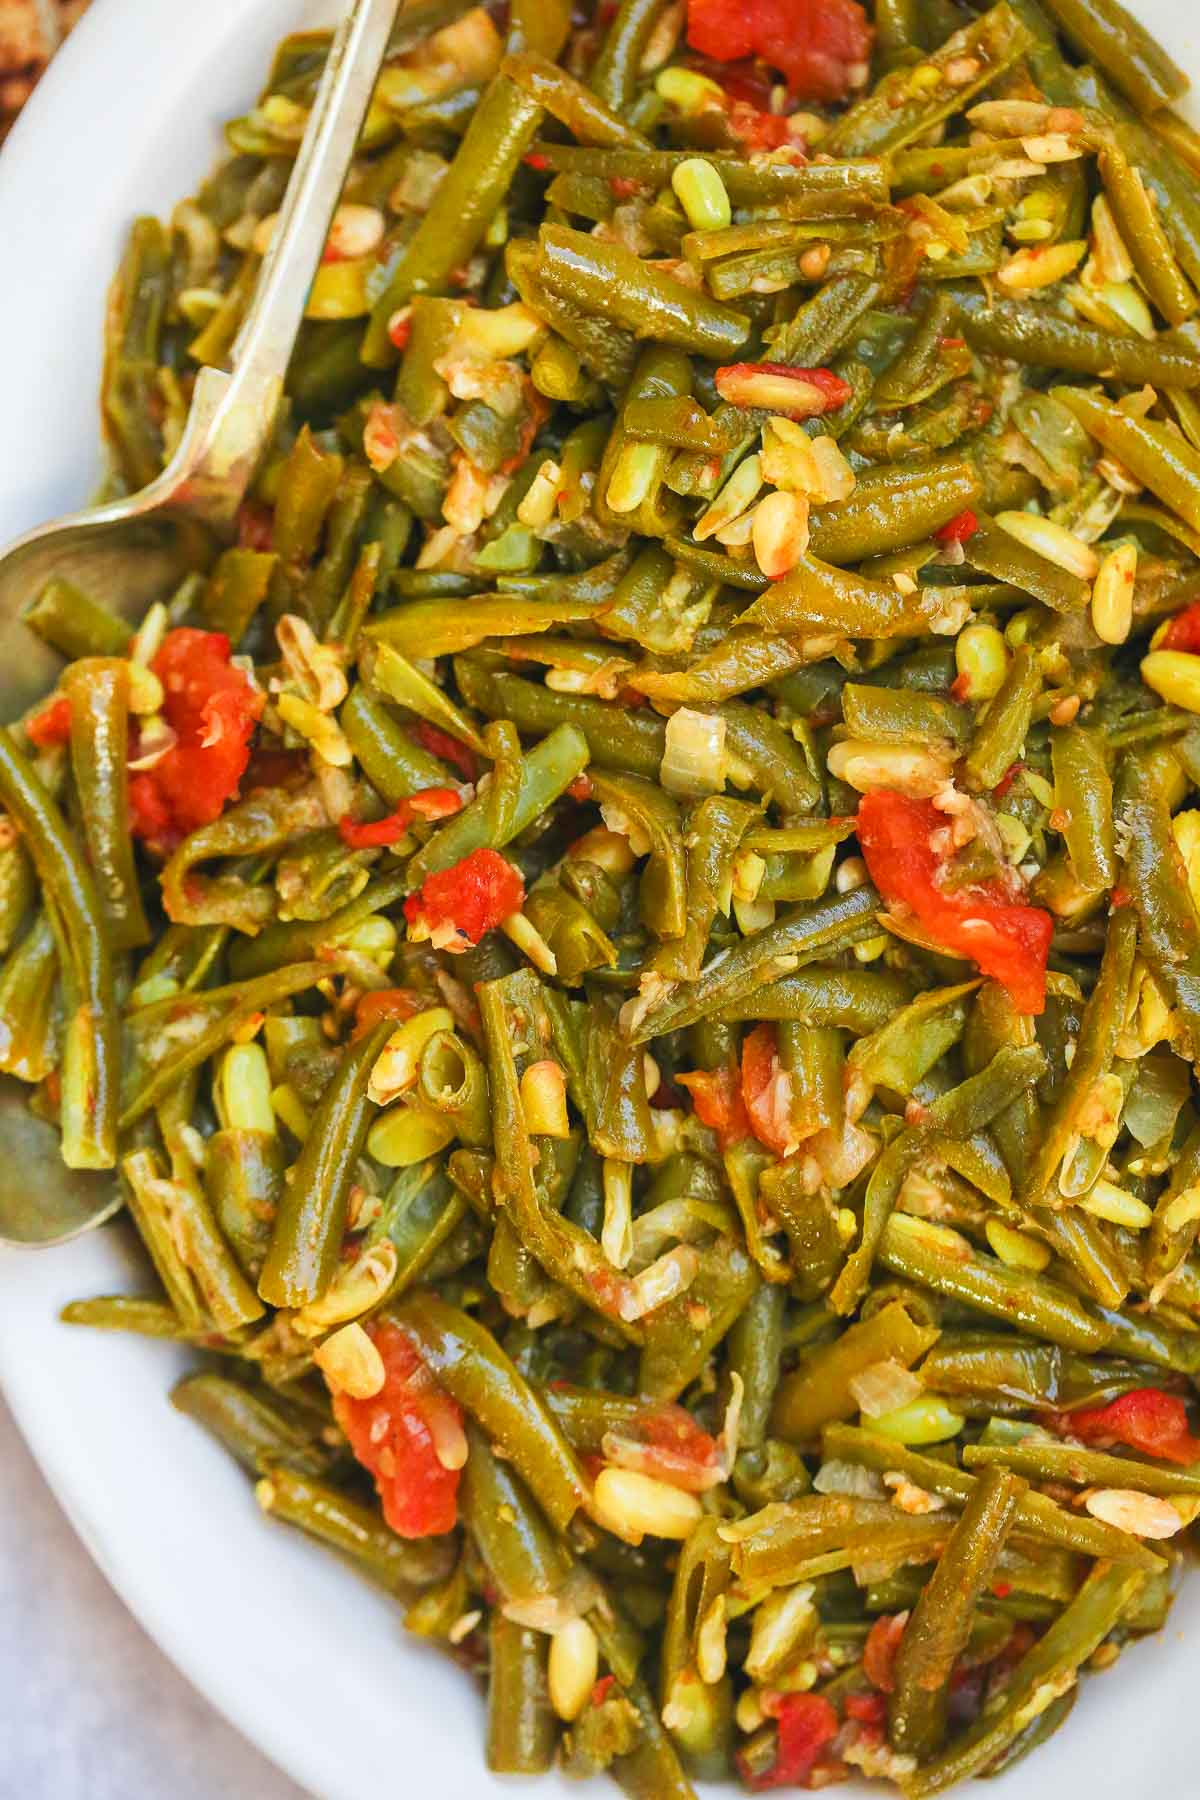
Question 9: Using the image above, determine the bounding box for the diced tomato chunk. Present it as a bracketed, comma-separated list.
[863, 1611, 909, 1693]
[403, 846, 524, 950]
[1049, 1387, 1200, 1466]
[333, 1320, 463, 1538]
[604, 1401, 723, 1491]
[134, 628, 264, 853]
[25, 694, 72, 748]
[686, 0, 873, 102]
[677, 1061, 750, 1148]
[338, 787, 462, 849]
[740, 1022, 795, 1158]
[934, 508, 979, 545]
[844, 1691, 888, 1728]
[856, 790, 1053, 1015]
[738, 1692, 841, 1790]
[410, 720, 478, 783]
[1160, 601, 1200, 654]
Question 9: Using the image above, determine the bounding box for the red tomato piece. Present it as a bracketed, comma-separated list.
[352, 987, 427, 1039]
[404, 846, 524, 950]
[714, 361, 852, 417]
[863, 1611, 909, 1693]
[133, 628, 264, 852]
[568, 773, 594, 803]
[686, 0, 872, 102]
[844, 1691, 887, 1728]
[333, 1321, 463, 1538]
[409, 720, 478, 783]
[25, 694, 72, 748]
[856, 790, 1053, 1015]
[1160, 601, 1200, 653]
[934, 508, 979, 545]
[338, 787, 462, 849]
[676, 1061, 750, 1148]
[1052, 1388, 1200, 1466]
[605, 1402, 722, 1491]
[739, 1693, 841, 1790]
[740, 1022, 795, 1158]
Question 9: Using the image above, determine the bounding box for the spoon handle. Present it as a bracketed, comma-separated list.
[228, 0, 400, 384]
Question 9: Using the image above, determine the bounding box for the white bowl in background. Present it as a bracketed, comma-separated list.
[0, 2, 1198, 1795]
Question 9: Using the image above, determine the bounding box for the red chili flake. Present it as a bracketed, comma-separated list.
[334, 1320, 463, 1538]
[338, 786, 463, 849]
[387, 310, 413, 352]
[1111, 884, 1132, 908]
[686, 0, 873, 103]
[134, 628, 264, 854]
[404, 846, 525, 950]
[568, 773, 594, 803]
[934, 508, 979, 545]
[939, 335, 967, 349]
[609, 176, 643, 199]
[1160, 601, 1200, 653]
[236, 500, 274, 551]
[991, 762, 1024, 802]
[524, 151, 551, 171]
[410, 720, 478, 784]
[949, 672, 972, 704]
[992, 1582, 1012, 1599]
[591, 1675, 617, 1708]
[25, 694, 72, 748]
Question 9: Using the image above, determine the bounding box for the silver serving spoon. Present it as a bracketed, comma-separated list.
[0, 0, 400, 1245]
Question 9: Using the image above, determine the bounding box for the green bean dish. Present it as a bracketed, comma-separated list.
[13, 0, 1200, 1789]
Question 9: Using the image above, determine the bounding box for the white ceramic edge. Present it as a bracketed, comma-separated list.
[1, 2, 1200, 1797]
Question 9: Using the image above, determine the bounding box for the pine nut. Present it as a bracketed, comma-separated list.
[1141, 649, 1200, 713]
[752, 490, 810, 578]
[313, 1322, 385, 1399]
[1091, 542, 1136, 643]
[520, 1060, 570, 1137]
[548, 1618, 599, 1722]
[592, 1466, 703, 1544]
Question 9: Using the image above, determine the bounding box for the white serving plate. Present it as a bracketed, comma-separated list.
[1, 2, 1199, 1794]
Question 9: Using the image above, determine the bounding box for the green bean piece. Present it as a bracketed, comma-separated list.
[0, 914, 58, 1082]
[1040, 0, 1186, 113]
[588, 0, 665, 115]
[963, 645, 1043, 793]
[771, 1300, 940, 1443]
[103, 216, 169, 489]
[537, 224, 749, 357]
[393, 1290, 589, 1530]
[741, 553, 967, 640]
[878, 1213, 1114, 1351]
[504, 50, 646, 145]
[889, 1466, 1026, 1759]
[406, 723, 588, 884]
[487, 1616, 557, 1775]
[1116, 749, 1200, 1056]
[822, 1424, 1165, 1567]
[258, 1020, 392, 1309]
[364, 74, 544, 363]
[257, 1466, 455, 1593]
[171, 1372, 330, 1476]
[808, 457, 982, 565]
[964, 513, 1090, 612]
[1056, 385, 1200, 533]
[22, 579, 131, 661]
[964, 1439, 1200, 1497]
[458, 1419, 576, 1611]
[825, 4, 1034, 156]
[0, 730, 117, 1168]
[906, 1561, 1147, 1796]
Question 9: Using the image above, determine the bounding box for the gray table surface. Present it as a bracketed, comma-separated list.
[1, 1392, 311, 1800]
